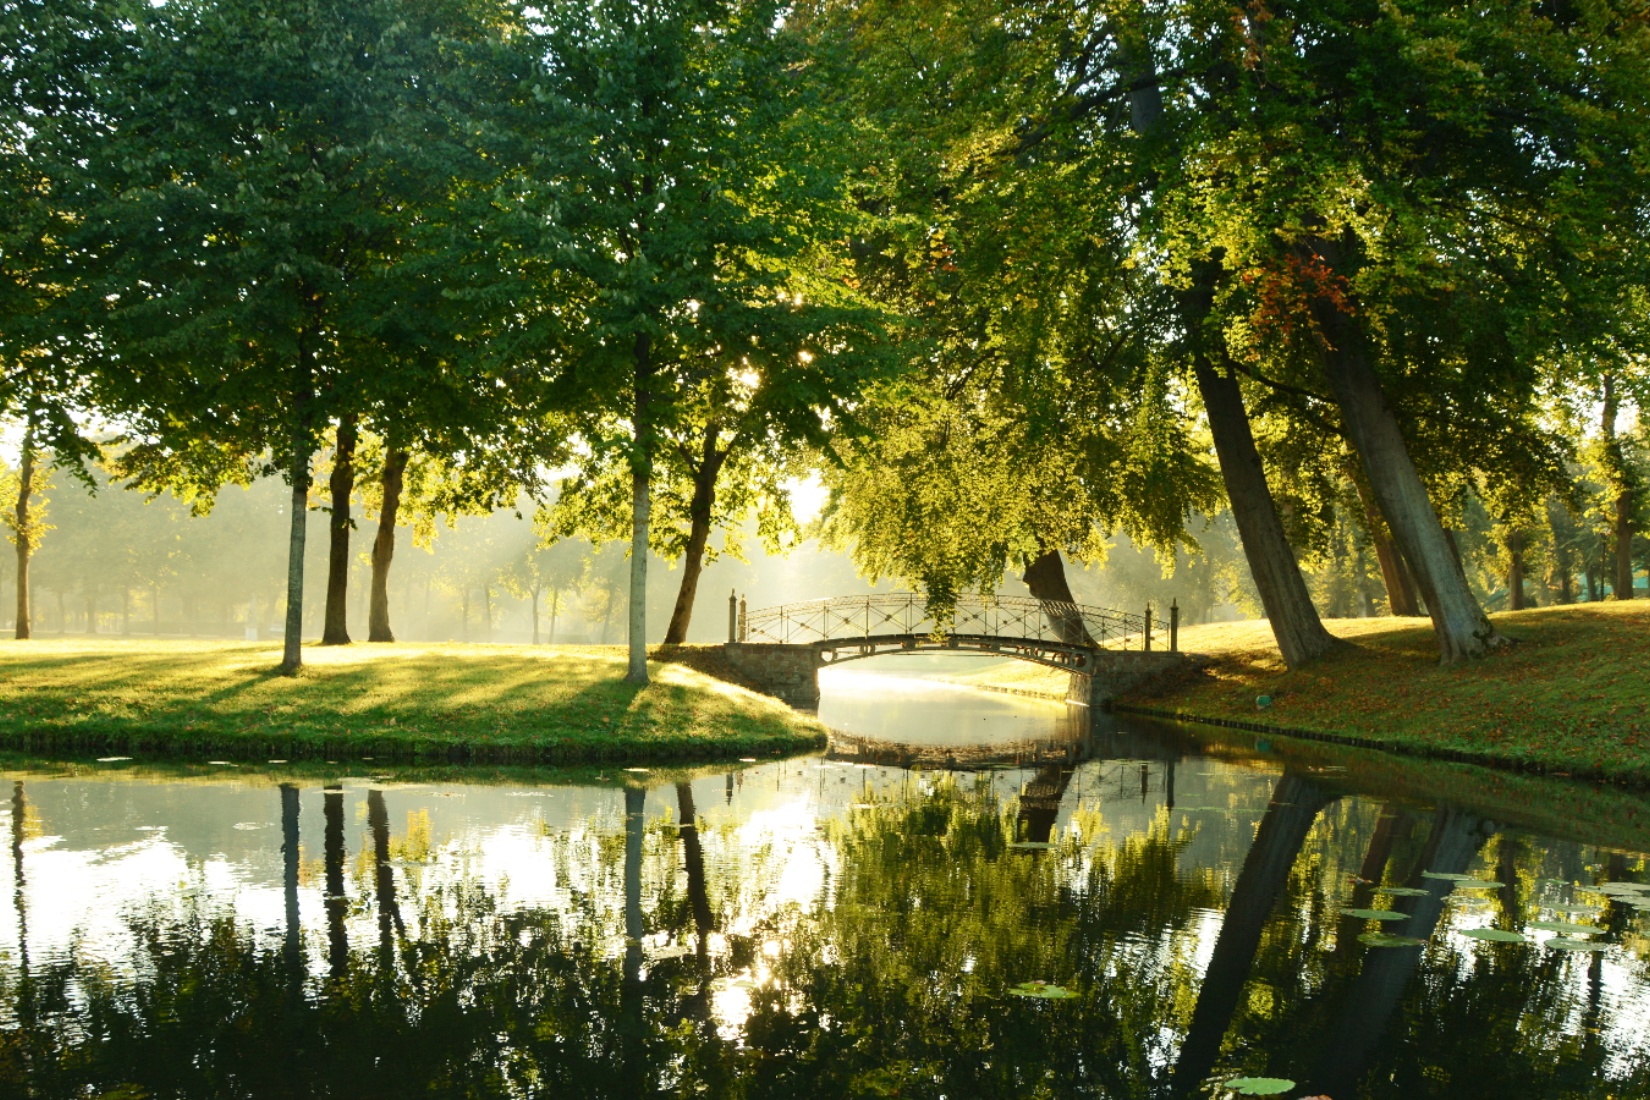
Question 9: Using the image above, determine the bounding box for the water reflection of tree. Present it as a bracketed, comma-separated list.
[2, 779, 1648, 1099]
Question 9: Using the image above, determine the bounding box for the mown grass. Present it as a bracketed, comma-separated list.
[1120, 601, 1650, 785]
[0, 639, 826, 764]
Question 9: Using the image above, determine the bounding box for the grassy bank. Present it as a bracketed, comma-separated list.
[0, 640, 827, 764]
[1119, 601, 1650, 784]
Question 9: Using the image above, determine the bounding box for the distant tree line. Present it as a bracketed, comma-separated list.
[2, 0, 1647, 679]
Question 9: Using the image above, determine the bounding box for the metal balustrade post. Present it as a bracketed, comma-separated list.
[1170, 599, 1179, 653]
[1144, 603, 1153, 652]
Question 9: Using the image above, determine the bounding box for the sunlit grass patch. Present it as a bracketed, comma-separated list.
[0, 638, 826, 765]
[1127, 602, 1650, 784]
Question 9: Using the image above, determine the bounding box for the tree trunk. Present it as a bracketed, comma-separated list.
[368, 449, 408, 642]
[1120, 44, 1337, 669]
[321, 415, 357, 645]
[1196, 358, 1342, 666]
[280, 448, 311, 673]
[1547, 496, 1575, 605]
[1355, 477, 1420, 616]
[368, 789, 401, 968]
[1021, 545, 1095, 645]
[628, 335, 653, 684]
[548, 589, 559, 644]
[1506, 529, 1527, 611]
[1305, 248, 1507, 663]
[1170, 773, 1335, 1097]
[664, 431, 726, 646]
[482, 585, 493, 642]
[1602, 378, 1636, 600]
[12, 417, 36, 640]
[530, 584, 541, 645]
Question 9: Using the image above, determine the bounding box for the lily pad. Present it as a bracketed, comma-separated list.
[1528, 921, 1600, 936]
[1460, 928, 1527, 943]
[1223, 1077, 1296, 1096]
[1451, 881, 1505, 890]
[1546, 938, 1608, 952]
[1376, 886, 1431, 897]
[1421, 871, 1478, 882]
[1008, 980, 1077, 999]
[1340, 908, 1408, 921]
[1359, 931, 1427, 948]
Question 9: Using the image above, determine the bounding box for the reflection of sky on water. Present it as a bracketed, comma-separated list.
[818, 666, 1074, 746]
[4, 693, 1650, 1094]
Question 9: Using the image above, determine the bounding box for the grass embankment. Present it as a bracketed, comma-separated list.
[0, 640, 826, 764]
[1117, 601, 1650, 785]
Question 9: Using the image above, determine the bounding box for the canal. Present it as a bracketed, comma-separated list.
[2, 669, 1647, 1098]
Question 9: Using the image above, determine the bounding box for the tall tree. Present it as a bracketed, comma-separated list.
[522, 0, 881, 680]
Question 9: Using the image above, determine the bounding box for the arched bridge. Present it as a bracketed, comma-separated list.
[720, 593, 1190, 710]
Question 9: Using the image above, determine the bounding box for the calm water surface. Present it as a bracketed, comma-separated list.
[3, 672, 1649, 1099]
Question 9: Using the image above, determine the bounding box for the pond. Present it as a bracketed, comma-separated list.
[2, 672, 1649, 1099]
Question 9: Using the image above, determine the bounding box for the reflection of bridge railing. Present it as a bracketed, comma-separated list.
[736, 593, 1175, 652]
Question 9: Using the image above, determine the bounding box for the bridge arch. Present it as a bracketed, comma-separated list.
[721, 593, 1186, 710]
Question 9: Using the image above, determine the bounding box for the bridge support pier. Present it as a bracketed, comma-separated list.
[1068, 651, 1190, 710]
[723, 643, 821, 709]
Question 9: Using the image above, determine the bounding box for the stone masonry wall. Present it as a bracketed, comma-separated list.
[722, 643, 822, 709]
[1069, 652, 1190, 709]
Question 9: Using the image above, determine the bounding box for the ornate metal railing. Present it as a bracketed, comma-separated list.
[732, 593, 1175, 652]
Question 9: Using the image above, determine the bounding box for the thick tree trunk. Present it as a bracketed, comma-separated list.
[368, 448, 408, 642]
[1506, 529, 1527, 610]
[1021, 545, 1095, 645]
[628, 337, 653, 684]
[1121, 45, 1336, 669]
[1196, 358, 1342, 666]
[664, 433, 726, 646]
[1170, 773, 1335, 1097]
[548, 590, 559, 644]
[12, 417, 37, 640]
[1305, 254, 1507, 663]
[322, 416, 357, 645]
[1355, 478, 1420, 616]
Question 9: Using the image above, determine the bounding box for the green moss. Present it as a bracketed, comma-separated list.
[1120, 602, 1650, 785]
[0, 639, 826, 765]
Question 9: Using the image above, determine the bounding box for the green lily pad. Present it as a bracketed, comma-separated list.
[1340, 908, 1408, 921]
[1376, 886, 1430, 897]
[1546, 938, 1608, 952]
[1223, 1077, 1296, 1096]
[1359, 931, 1427, 948]
[1421, 871, 1478, 882]
[1460, 928, 1527, 943]
[1451, 881, 1505, 890]
[1528, 921, 1600, 936]
[1008, 980, 1077, 999]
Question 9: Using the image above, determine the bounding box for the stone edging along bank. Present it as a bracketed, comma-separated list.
[1108, 702, 1646, 791]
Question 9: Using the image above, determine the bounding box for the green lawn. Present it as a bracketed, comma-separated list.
[1118, 601, 1650, 785]
[0, 639, 826, 764]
